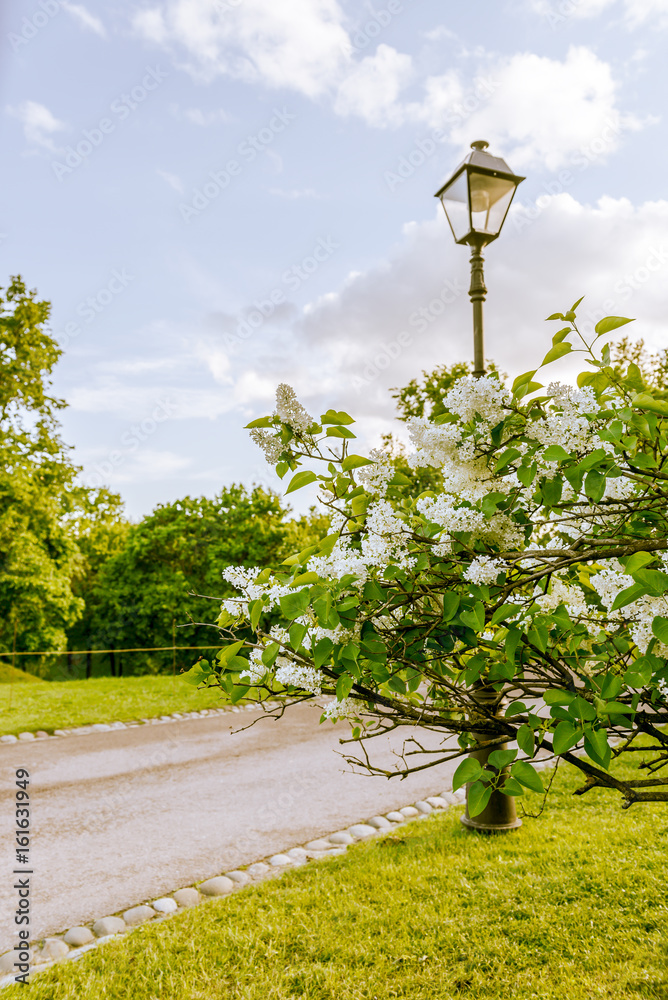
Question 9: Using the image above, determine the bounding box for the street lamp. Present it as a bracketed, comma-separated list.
[435, 140, 525, 833]
[435, 140, 524, 377]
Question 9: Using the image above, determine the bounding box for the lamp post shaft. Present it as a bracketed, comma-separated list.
[469, 244, 487, 378]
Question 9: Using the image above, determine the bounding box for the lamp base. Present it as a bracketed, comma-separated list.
[460, 813, 523, 834]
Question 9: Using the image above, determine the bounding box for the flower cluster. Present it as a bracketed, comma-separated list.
[275, 383, 313, 433]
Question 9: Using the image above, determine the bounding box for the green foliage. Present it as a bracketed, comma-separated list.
[0, 276, 122, 667]
[74, 487, 289, 675]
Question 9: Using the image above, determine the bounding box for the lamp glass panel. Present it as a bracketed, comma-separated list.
[469, 173, 517, 236]
[439, 171, 470, 242]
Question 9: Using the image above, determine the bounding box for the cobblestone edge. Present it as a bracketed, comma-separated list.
[0, 702, 282, 745]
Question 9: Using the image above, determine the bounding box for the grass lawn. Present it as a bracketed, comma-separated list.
[0, 663, 44, 684]
[0, 675, 230, 736]
[10, 752, 667, 1000]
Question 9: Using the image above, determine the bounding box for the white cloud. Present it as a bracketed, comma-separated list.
[157, 168, 184, 192]
[62, 2, 107, 36]
[527, 0, 668, 26]
[183, 107, 231, 126]
[415, 47, 651, 171]
[260, 195, 668, 427]
[132, 0, 351, 96]
[334, 44, 413, 127]
[6, 100, 67, 152]
[269, 187, 321, 199]
[66, 196, 668, 435]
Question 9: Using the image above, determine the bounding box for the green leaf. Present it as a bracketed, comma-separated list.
[363, 580, 388, 602]
[321, 409, 355, 425]
[336, 674, 353, 700]
[261, 643, 280, 667]
[289, 622, 307, 650]
[249, 599, 264, 631]
[542, 445, 570, 461]
[631, 393, 668, 416]
[552, 327, 572, 345]
[501, 777, 524, 796]
[545, 312, 565, 321]
[317, 534, 339, 557]
[467, 781, 493, 817]
[505, 628, 522, 664]
[291, 571, 320, 587]
[611, 582, 647, 611]
[504, 700, 527, 718]
[183, 666, 206, 686]
[244, 416, 273, 429]
[326, 425, 356, 439]
[569, 296, 585, 313]
[387, 470, 412, 486]
[517, 725, 535, 758]
[217, 640, 245, 666]
[552, 721, 581, 755]
[285, 470, 318, 495]
[633, 568, 668, 595]
[488, 749, 517, 770]
[652, 616, 668, 645]
[622, 551, 654, 574]
[442, 593, 460, 621]
[511, 761, 544, 793]
[600, 674, 623, 700]
[594, 316, 634, 336]
[512, 369, 537, 393]
[278, 589, 311, 620]
[543, 689, 575, 706]
[584, 729, 611, 770]
[491, 604, 522, 626]
[341, 455, 374, 472]
[314, 637, 333, 668]
[452, 757, 483, 791]
[460, 602, 485, 632]
[495, 448, 521, 472]
[584, 469, 606, 502]
[542, 476, 563, 505]
[540, 342, 572, 367]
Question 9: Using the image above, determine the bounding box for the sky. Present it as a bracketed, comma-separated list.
[2, 0, 668, 519]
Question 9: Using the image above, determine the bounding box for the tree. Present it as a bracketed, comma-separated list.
[194, 311, 668, 811]
[0, 276, 121, 669]
[81, 486, 292, 675]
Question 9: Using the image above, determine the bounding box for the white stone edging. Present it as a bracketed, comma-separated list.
[0, 702, 281, 745]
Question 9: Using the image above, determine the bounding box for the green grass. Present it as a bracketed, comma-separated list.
[10, 753, 667, 1000]
[0, 663, 45, 684]
[0, 676, 230, 736]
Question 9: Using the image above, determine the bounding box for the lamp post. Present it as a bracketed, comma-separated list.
[435, 141, 525, 833]
[435, 140, 524, 377]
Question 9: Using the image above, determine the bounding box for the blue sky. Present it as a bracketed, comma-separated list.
[2, 0, 668, 517]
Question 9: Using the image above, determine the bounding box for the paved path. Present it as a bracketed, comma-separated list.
[0, 704, 456, 950]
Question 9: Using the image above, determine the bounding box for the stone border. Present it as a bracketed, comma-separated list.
[0, 702, 281, 745]
[0, 761, 556, 988]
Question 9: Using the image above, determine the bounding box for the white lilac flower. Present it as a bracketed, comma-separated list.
[464, 556, 508, 585]
[322, 696, 364, 720]
[442, 375, 511, 427]
[275, 384, 313, 434]
[249, 428, 284, 464]
[274, 658, 323, 695]
[239, 648, 267, 685]
[357, 449, 394, 496]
